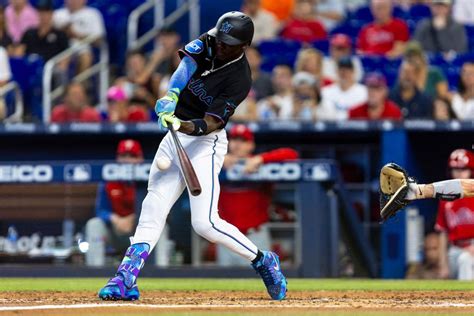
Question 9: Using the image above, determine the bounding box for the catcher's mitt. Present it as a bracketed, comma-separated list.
[379, 163, 413, 221]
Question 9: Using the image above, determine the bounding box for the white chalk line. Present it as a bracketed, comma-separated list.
[2, 302, 474, 311]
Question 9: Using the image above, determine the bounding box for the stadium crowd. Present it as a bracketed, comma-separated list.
[0, 0, 473, 123]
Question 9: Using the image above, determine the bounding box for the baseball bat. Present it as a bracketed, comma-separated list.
[169, 125, 202, 196]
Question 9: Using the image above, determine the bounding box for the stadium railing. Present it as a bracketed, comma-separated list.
[0, 81, 23, 123]
[42, 34, 109, 123]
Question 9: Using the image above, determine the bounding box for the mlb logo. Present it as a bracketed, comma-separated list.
[64, 164, 91, 182]
[220, 21, 233, 34]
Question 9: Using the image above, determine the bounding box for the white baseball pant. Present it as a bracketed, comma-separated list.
[133, 129, 259, 261]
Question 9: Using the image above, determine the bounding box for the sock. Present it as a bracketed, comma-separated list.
[251, 250, 263, 264]
[116, 243, 150, 288]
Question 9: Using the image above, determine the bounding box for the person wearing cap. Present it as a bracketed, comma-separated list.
[349, 72, 402, 120]
[414, 0, 467, 55]
[320, 56, 368, 120]
[100, 12, 288, 301]
[281, 0, 327, 43]
[322, 33, 364, 83]
[242, 0, 279, 45]
[356, 0, 409, 57]
[85, 139, 144, 267]
[389, 59, 433, 119]
[217, 124, 298, 266]
[14, 0, 68, 61]
[291, 71, 321, 120]
[51, 82, 100, 122]
[105, 86, 149, 123]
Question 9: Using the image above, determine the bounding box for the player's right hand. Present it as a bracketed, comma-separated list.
[155, 88, 180, 114]
[159, 112, 181, 131]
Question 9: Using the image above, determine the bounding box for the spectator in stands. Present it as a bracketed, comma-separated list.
[291, 71, 320, 121]
[5, 0, 39, 44]
[261, 0, 294, 22]
[0, 6, 13, 53]
[295, 48, 331, 86]
[242, 0, 279, 45]
[414, 0, 467, 56]
[436, 149, 474, 280]
[0, 45, 11, 120]
[257, 64, 293, 120]
[349, 72, 402, 120]
[433, 96, 456, 120]
[406, 233, 442, 279]
[51, 82, 100, 122]
[453, 0, 474, 26]
[217, 124, 298, 266]
[15, 1, 69, 61]
[322, 34, 364, 83]
[281, 0, 327, 43]
[451, 61, 474, 120]
[247, 46, 273, 101]
[105, 86, 149, 123]
[53, 0, 106, 73]
[85, 139, 143, 266]
[150, 28, 181, 78]
[231, 89, 259, 122]
[356, 0, 409, 57]
[389, 59, 433, 118]
[319, 57, 368, 120]
[314, 0, 345, 31]
[403, 41, 449, 100]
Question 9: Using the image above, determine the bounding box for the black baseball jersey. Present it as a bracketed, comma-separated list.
[175, 33, 251, 127]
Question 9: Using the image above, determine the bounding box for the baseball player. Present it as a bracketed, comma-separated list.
[380, 149, 474, 280]
[98, 12, 287, 301]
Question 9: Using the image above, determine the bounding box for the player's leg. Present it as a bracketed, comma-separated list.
[187, 131, 287, 300]
[99, 133, 186, 300]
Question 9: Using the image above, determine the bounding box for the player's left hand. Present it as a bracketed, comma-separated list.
[244, 155, 263, 174]
[159, 112, 181, 131]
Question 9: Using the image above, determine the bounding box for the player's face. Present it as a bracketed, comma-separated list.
[216, 40, 245, 62]
[228, 138, 255, 158]
[451, 168, 471, 179]
[117, 153, 143, 164]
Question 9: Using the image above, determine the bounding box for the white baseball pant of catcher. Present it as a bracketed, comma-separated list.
[132, 129, 259, 261]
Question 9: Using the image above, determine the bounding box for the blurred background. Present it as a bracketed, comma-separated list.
[0, 0, 474, 281]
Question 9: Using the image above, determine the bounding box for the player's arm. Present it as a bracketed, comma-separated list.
[405, 179, 474, 200]
[178, 114, 222, 135]
[244, 148, 299, 173]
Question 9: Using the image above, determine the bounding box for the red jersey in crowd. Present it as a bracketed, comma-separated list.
[348, 100, 402, 120]
[357, 18, 409, 55]
[51, 104, 101, 123]
[281, 18, 327, 43]
[436, 198, 474, 245]
[96, 182, 136, 222]
[219, 148, 298, 234]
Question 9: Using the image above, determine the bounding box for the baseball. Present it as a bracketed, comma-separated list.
[156, 157, 171, 171]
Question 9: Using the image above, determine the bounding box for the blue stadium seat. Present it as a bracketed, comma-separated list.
[408, 4, 431, 21]
[446, 67, 460, 90]
[352, 6, 408, 23]
[312, 40, 329, 55]
[360, 56, 383, 73]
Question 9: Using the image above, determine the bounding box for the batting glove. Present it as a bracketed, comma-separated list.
[159, 112, 181, 131]
[155, 88, 180, 114]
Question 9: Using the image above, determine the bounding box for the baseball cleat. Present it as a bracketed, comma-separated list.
[98, 275, 139, 301]
[252, 251, 287, 300]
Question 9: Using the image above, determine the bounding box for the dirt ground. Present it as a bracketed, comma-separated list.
[1, 290, 474, 315]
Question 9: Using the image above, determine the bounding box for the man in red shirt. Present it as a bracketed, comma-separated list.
[217, 124, 298, 266]
[85, 139, 144, 266]
[281, 0, 327, 43]
[349, 72, 402, 120]
[51, 82, 101, 123]
[356, 0, 409, 57]
[436, 149, 474, 280]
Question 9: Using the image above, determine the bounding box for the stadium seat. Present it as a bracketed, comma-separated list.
[408, 4, 431, 21]
[312, 40, 329, 55]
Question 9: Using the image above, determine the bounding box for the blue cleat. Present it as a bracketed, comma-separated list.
[251, 251, 287, 300]
[98, 275, 140, 301]
[98, 243, 150, 301]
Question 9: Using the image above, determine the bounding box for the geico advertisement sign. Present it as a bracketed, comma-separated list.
[226, 163, 301, 181]
[102, 163, 151, 181]
[0, 165, 53, 182]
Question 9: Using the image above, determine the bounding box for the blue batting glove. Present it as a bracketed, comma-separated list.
[155, 88, 180, 114]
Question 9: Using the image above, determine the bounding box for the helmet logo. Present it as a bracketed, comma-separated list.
[220, 21, 233, 34]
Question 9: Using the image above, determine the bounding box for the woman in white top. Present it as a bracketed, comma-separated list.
[452, 62, 474, 120]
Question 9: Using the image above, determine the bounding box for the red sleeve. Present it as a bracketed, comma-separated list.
[82, 107, 101, 122]
[348, 105, 364, 119]
[386, 102, 403, 120]
[435, 201, 448, 232]
[393, 19, 409, 42]
[356, 26, 368, 52]
[51, 105, 66, 123]
[311, 21, 327, 40]
[260, 148, 299, 163]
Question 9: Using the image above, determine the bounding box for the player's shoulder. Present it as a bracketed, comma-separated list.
[183, 33, 209, 55]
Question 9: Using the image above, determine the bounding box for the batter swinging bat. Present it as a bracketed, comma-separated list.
[169, 125, 202, 196]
